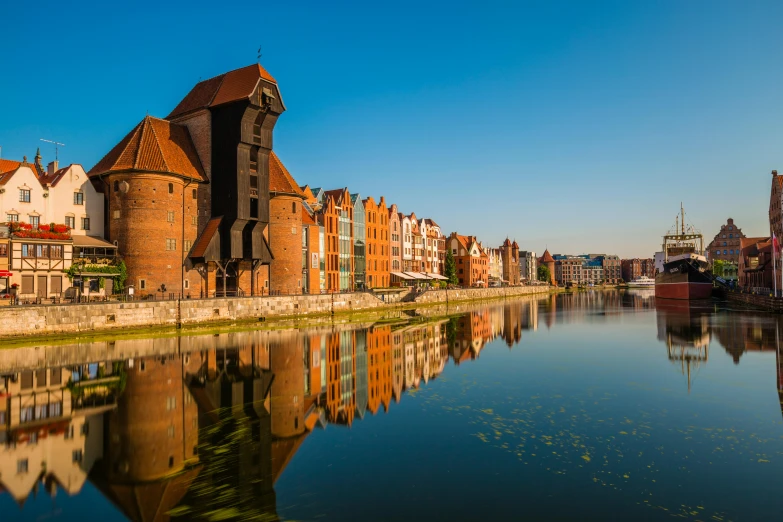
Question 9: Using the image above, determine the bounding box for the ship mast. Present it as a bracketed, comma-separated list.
[681, 202, 685, 235]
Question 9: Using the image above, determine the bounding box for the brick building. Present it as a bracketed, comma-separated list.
[90, 63, 285, 298]
[364, 196, 390, 288]
[738, 236, 773, 291]
[500, 239, 520, 285]
[448, 232, 489, 287]
[267, 152, 307, 295]
[706, 217, 746, 267]
[351, 194, 366, 289]
[88, 116, 207, 298]
[538, 249, 556, 285]
[318, 188, 353, 292]
[621, 258, 656, 282]
[301, 207, 322, 294]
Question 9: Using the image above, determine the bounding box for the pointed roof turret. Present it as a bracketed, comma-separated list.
[540, 249, 555, 263]
[88, 116, 207, 182]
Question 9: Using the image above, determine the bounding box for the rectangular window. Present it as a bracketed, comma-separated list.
[167, 211, 175, 223]
[29, 215, 39, 228]
[113, 210, 121, 219]
[184, 240, 192, 251]
[6, 213, 19, 222]
[50, 245, 62, 259]
[19, 189, 31, 203]
[184, 279, 190, 289]
[192, 188, 197, 199]
[17, 459, 28, 473]
[74, 192, 84, 205]
[20, 406, 34, 423]
[73, 450, 83, 463]
[65, 216, 75, 228]
[81, 217, 90, 230]
[166, 396, 176, 411]
[0, 244, 6, 256]
[139, 279, 147, 290]
[35, 244, 49, 258]
[191, 215, 198, 225]
[166, 238, 176, 251]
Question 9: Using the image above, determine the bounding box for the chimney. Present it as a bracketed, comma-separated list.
[47, 161, 59, 176]
[773, 170, 778, 176]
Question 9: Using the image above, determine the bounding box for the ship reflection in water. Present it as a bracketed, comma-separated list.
[1, 290, 782, 521]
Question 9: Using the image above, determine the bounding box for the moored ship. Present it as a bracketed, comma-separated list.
[627, 275, 655, 288]
[655, 205, 713, 300]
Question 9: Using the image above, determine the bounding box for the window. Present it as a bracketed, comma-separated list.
[35, 245, 49, 258]
[166, 238, 176, 251]
[168, 425, 175, 438]
[723, 250, 727, 255]
[168, 183, 174, 194]
[184, 279, 190, 289]
[715, 250, 720, 256]
[29, 215, 39, 228]
[166, 396, 176, 411]
[167, 211, 175, 222]
[139, 279, 146, 290]
[65, 216, 75, 228]
[723, 242, 727, 246]
[81, 422, 89, 436]
[50, 245, 62, 258]
[19, 189, 30, 202]
[17, 459, 28, 474]
[81, 217, 90, 230]
[49, 402, 62, 417]
[6, 213, 19, 222]
[20, 406, 34, 423]
[184, 240, 192, 251]
[0, 244, 5, 256]
[729, 226, 733, 230]
[191, 215, 198, 225]
[114, 181, 119, 192]
[729, 234, 733, 238]
[72, 449, 83, 463]
[113, 209, 121, 219]
[74, 192, 84, 205]
[192, 188, 197, 199]
[292, 202, 296, 214]
[729, 249, 733, 254]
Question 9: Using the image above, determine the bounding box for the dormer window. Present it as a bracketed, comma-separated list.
[19, 189, 30, 203]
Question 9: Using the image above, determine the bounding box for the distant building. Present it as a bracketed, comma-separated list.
[538, 249, 556, 285]
[487, 247, 503, 285]
[448, 233, 489, 287]
[621, 258, 656, 282]
[500, 239, 520, 285]
[351, 194, 366, 290]
[738, 236, 774, 291]
[388, 204, 402, 273]
[706, 218, 746, 267]
[519, 250, 537, 283]
[363, 196, 390, 288]
[318, 188, 353, 292]
[553, 253, 621, 285]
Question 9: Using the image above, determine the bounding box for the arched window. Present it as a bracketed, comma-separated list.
[723, 250, 727, 255]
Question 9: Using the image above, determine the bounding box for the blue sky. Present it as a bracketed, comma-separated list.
[2, 0, 782, 257]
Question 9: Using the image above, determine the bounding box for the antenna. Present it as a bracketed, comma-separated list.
[40, 138, 65, 161]
[257, 45, 262, 63]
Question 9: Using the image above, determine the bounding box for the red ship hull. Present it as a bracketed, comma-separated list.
[654, 282, 712, 300]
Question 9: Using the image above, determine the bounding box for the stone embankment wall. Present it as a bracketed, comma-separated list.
[726, 291, 783, 312]
[0, 285, 552, 339]
[413, 285, 550, 304]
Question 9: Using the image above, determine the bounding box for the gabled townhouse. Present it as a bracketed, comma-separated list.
[364, 196, 390, 288]
[388, 204, 402, 273]
[317, 188, 353, 291]
[448, 232, 489, 288]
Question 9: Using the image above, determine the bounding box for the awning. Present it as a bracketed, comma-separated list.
[403, 272, 428, 280]
[72, 235, 118, 248]
[391, 272, 415, 280]
[0, 270, 12, 277]
[426, 273, 448, 280]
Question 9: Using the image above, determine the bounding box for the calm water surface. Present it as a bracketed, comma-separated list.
[1, 290, 782, 521]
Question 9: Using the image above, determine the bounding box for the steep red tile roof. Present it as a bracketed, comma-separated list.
[0, 163, 39, 187]
[539, 249, 555, 263]
[453, 233, 471, 251]
[323, 188, 349, 206]
[168, 64, 277, 119]
[269, 152, 305, 197]
[88, 116, 207, 182]
[38, 166, 71, 187]
[302, 207, 316, 226]
[0, 158, 23, 175]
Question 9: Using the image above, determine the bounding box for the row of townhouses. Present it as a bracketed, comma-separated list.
[0, 63, 538, 301]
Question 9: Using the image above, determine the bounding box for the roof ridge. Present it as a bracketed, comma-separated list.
[146, 118, 171, 173]
[132, 118, 147, 170]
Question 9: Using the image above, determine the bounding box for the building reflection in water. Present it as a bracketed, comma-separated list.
[1, 291, 782, 516]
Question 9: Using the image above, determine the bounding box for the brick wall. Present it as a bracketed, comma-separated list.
[105, 172, 202, 298]
[269, 195, 304, 294]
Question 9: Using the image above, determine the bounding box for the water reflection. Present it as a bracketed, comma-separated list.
[0, 291, 781, 520]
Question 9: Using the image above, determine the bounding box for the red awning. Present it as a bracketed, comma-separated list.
[0, 270, 12, 277]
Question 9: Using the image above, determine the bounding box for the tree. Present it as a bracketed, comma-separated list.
[712, 259, 726, 278]
[445, 249, 458, 285]
[537, 264, 551, 283]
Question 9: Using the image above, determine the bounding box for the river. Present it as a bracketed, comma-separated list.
[1, 289, 781, 521]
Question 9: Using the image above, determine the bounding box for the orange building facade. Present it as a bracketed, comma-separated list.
[363, 196, 390, 288]
[448, 232, 489, 288]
